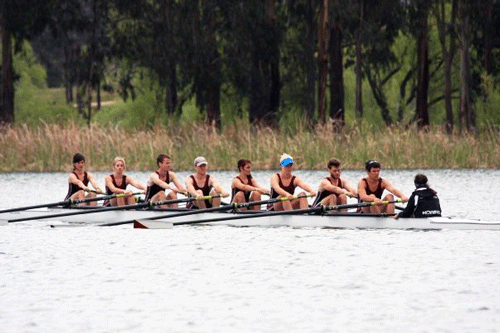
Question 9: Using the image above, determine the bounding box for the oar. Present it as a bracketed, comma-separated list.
[100, 194, 314, 227]
[324, 199, 403, 212]
[172, 199, 403, 226]
[0, 191, 145, 214]
[4, 194, 223, 223]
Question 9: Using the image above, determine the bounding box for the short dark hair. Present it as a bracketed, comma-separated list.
[72, 153, 85, 164]
[327, 159, 341, 169]
[365, 159, 381, 171]
[156, 154, 171, 166]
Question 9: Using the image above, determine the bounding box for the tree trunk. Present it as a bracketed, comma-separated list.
[166, 61, 178, 116]
[317, 0, 329, 124]
[1, 7, 15, 124]
[416, 0, 430, 129]
[329, 10, 344, 129]
[267, 0, 279, 128]
[484, 0, 494, 74]
[355, 0, 363, 119]
[304, 0, 315, 128]
[436, 0, 457, 134]
[205, 0, 221, 130]
[459, 0, 475, 133]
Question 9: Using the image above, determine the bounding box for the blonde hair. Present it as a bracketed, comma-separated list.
[113, 157, 126, 167]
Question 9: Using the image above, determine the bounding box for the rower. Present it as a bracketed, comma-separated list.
[357, 160, 408, 213]
[231, 159, 269, 210]
[395, 173, 441, 219]
[145, 154, 186, 208]
[268, 153, 316, 211]
[65, 153, 103, 206]
[104, 157, 146, 206]
[312, 159, 357, 211]
[185, 156, 229, 209]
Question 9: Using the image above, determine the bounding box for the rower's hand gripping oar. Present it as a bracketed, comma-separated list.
[323, 199, 403, 212]
[4, 194, 223, 223]
[0, 191, 145, 214]
[171, 199, 403, 226]
[101, 194, 314, 227]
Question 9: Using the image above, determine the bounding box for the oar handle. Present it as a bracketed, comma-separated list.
[324, 199, 402, 212]
[148, 193, 226, 209]
[69, 191, 145, 205]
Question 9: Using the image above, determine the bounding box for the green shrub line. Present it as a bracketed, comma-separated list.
[1, 122, 499, 172]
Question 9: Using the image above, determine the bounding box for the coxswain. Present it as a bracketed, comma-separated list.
[312, 159, 357, 212]
[357, 160, 408, 213]
[268, 153, 316, 211]
[65, 153, 103, 206]
[104, 157, 146, 206]
[231, 159, 269, 210]
[145, 154, 186, 208]
[395, 173, 441, 219]
[185, 156, 229, 209]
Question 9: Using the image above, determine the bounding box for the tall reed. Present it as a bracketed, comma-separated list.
[0, 122, 498, 172]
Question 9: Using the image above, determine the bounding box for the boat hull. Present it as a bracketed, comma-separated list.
[2, 207, 500, 230]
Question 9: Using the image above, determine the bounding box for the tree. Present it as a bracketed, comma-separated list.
[329, 0, 345, 128]
[0, 0, 52, 124]
[416, 0, 431, 129]
[434, 0, 458, 134]
[458, 0, 475, 132]
[317, 0, 329, 123]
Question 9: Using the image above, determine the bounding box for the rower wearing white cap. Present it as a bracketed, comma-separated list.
[185, 156, 229, 209]
[145, 154, 186, 208]
[268, 153, 316, 211]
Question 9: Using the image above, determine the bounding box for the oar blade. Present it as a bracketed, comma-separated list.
[133, 220, 173, 229]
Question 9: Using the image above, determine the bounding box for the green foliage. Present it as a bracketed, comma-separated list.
[476, 73, 500, 129]
[14, 42, 81, 126]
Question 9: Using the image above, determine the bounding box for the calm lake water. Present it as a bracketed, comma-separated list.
[1, 169, 500, 333]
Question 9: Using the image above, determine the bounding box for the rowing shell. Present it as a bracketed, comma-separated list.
[1, 207, 500, 231]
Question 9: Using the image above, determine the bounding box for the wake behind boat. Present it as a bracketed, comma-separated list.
[1, 206, 499, 231]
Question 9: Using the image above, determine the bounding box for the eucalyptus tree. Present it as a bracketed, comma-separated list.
[433, 0, 458, 134]
[217, 0, 281, 127]
[0, 0, 52, 124]
[341, 0, 404, 125]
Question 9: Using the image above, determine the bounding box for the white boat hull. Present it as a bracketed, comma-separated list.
[2, 207, 500, 231]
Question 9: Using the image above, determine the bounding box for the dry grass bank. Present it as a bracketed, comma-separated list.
[1, 122, 499, 172]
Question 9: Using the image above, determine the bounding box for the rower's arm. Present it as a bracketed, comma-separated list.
[209, 177, 229, 197]
[87, 173, 103, 193]
[68, 173, 87, 190]
[126, 176, 146, 191]
[170, 172, 187, 194]
[105, 175, 124, 194]
[343, 180, 358, 197]
[270, 174, 291, 198]
[358, 181, 376, 202]
[398, 192, 416, 218]
[151, 172, 174, 191]
[383, 180, 408, 202]
[251, 179, 269, 194]
[232, 177, 255, 192]
[185, 176, 199, 197]
[295, 177, 316, 197]
[322, 179, 346, 195]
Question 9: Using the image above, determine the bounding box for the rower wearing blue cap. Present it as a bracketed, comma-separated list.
[268, 154, 316, 211]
